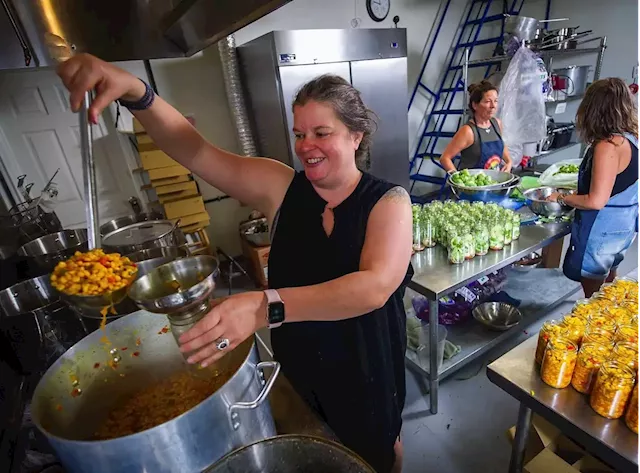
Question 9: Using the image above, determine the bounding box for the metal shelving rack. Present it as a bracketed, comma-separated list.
[463, 37, 608, 164]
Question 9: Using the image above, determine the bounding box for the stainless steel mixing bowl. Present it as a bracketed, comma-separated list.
[472, 302, 523, 331]
[523, 186, 574, 218]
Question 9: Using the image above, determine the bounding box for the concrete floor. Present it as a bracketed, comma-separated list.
[400, 239, 638, 473]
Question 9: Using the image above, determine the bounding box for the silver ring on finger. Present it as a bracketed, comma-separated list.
[216, 337, 230, 351]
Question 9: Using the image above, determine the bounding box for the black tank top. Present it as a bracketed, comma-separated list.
[579, 135, 638, 196]
[268, 172, 413, 470]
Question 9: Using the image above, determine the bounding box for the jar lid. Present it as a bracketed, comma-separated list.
[102, 221, 175, 247]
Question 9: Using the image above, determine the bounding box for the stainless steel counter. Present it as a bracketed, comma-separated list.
[408, 221, 573, 414]
[487, 337, 638, 473]
[410, 222, 571, 300]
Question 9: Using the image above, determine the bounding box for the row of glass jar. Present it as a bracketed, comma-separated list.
[412, 201, 521, 260]
[534, 316, 638, 366]
[540, 337, 637, 432]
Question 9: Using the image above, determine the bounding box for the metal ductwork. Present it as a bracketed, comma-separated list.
[0, 0, 292, 70]
[218, 35, 257, 158]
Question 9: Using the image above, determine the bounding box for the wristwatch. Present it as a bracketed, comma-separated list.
[264, 289, 285, 329]
[557, 193, 567, 206]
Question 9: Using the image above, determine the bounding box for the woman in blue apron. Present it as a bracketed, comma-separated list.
[549, 78, 638, 297]
[440, 80, 513, 172]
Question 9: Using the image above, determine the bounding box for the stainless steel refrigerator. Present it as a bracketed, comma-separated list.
[237, 28, 409, 189]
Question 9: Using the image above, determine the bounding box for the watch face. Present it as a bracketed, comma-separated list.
[269, 301, 285, 324]
[367, 0, 390, 22]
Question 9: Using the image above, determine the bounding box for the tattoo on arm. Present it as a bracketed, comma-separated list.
[381, 186, 410, 203]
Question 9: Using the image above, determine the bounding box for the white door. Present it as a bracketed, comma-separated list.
[0, 69, 139, 228]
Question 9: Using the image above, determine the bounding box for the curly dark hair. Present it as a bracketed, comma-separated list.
[467, 79, 498, 113]
[576, 77, 638, 144]
[292, 75, 377, 171]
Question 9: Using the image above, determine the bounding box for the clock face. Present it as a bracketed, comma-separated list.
[366, 0, 390, 22]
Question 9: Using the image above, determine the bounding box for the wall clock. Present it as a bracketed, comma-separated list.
[366, 0, 390, 22]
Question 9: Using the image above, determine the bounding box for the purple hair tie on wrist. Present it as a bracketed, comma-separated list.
[118, 79, 155, 111]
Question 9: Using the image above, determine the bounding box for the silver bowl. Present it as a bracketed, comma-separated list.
[127, 255, 219, 315]
[512, 252, 542, 272]
[240, 218, 270, 247]
[449, 169, 518, 190]
[523, 187, 574, 218]
[472, 302, 523, 331]
[58, 280, 135, 311]
[449, 176, 521, 201]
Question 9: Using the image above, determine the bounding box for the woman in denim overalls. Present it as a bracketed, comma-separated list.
[549, 78, 638, 297]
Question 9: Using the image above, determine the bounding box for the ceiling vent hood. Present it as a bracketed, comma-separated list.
[0, 0, 291, 69]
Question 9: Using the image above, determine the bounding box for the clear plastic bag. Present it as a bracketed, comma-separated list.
[538, 159, 582, 189]
[498, 47, 547, 145]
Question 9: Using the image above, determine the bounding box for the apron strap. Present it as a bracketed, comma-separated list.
[469, 119, 483, 147]
[490, 117, 503, 142]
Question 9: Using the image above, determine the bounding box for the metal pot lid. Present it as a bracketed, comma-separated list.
[102, 221, 175, 247]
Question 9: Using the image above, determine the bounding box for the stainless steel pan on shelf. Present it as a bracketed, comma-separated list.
[504, 14, 568, 40]
[31, 311, 279, 473]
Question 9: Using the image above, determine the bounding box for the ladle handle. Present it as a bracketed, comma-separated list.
[228, 361, 281, 430]
[80, 92, 100, 249]
[45, 33, 100, 249]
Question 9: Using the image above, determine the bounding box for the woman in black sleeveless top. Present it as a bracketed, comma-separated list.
[56, 56, 413, 473]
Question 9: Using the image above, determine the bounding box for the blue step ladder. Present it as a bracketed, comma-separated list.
[408, 0, 526, 202]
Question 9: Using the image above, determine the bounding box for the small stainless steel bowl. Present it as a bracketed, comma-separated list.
[240, 217, 270, 247]
[523, 186, 574, 218]
[512, 252, 542, 272]
[472, 302, 523, 331]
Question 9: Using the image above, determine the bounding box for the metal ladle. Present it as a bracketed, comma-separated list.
[46, 34, 137, 311]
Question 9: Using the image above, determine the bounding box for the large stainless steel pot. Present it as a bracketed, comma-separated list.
[99, 211, 164, 237]
[552, 65, 591, 96]
[504, 15, 567, 40]
[17, 229, 89, 273]
[205, 435, 376, 473]
[31, 311, 279, 473]
[102, 220, 185, 255]
[126, 246, 189, 277]
[0, 276, 86, 373]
